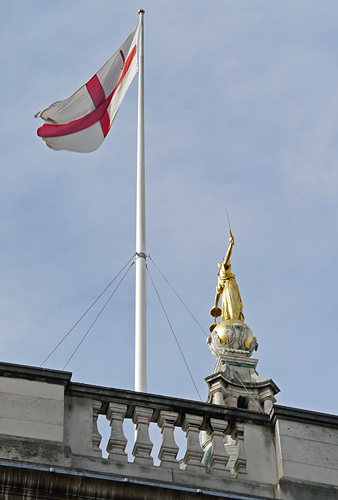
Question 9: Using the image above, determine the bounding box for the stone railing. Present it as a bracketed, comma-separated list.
[1, 363, 338, 500]
[65, 383, 271, 481]
[0, 363, 278, 498]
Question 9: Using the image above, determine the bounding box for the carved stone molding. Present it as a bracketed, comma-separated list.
[207, 320, 258, 358]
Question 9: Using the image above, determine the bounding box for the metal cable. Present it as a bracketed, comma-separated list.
[62, 261, 135, 370]
[224, 362, 263, 412]
[148, 256, 208, 338]
[146, 265, 202, 402]
[40, 254, 136, 368]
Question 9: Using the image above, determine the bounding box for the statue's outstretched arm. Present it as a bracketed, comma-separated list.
[223, 235, 234, 267]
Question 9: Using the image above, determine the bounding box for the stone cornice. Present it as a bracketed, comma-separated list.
[272, 404, 338, 429]
[0, 361, 71, 386]
[205, 371, 280, 395]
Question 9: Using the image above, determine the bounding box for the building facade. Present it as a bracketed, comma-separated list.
[0, 361, 337, 500]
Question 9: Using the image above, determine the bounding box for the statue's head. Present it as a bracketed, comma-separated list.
[218, 261, 231, 271]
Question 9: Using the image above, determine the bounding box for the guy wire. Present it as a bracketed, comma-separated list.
[62, 261, 135, 370]
[148, 256, 208, 338]
[225, 363, 264, 413]
[146, 264, 202, 402]
[40, 254, 136, 367]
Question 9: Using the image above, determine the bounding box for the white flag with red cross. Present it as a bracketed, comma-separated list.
[35, 24, 139, 153]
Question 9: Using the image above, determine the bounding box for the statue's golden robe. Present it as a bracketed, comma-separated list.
[216, 263, 244, 322]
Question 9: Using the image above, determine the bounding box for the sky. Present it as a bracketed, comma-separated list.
[1, 1, 338, 422]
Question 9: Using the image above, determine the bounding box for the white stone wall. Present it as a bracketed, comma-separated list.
[0, 377, 64, 442]
[64, 395, 96, 456]
[244, 422, 278, 485]
[275, 418, 338, 487]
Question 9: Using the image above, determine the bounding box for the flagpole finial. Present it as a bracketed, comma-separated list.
[138, 9, 145, 15]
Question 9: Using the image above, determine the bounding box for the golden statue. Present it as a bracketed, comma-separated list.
[210, 232, 244, 332]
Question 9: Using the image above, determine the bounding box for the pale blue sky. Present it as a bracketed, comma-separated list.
[1, 1, 338, 415]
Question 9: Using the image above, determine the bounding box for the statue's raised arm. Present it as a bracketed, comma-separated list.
[223, 234, 234, 268]
[209, 233, 244, 332]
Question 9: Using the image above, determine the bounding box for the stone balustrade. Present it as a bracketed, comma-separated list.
[0, 362, 277, 497]
[66, 382, 270, 481]
[2, 363, 337, 499]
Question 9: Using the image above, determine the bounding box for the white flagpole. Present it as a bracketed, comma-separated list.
[135, 9, 147, 392]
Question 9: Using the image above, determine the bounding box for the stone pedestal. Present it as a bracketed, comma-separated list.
[205, 360, 279, 413]
[206, 320, 279, 413]
[204, 317, 280, 478]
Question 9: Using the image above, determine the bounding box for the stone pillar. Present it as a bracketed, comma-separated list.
[247, 398, 261, 412]
[224, 394, 238, 407]
[259, 388, 276, 414]
[232, 422, 247, 476]
[201, 429, 211, 447]
[208, 418, 231, 475]
[132, 406, 154, 465]
[263, 399, 274, 413]
[92, 400, 102, 457]
[182, 414, 204, 470]
[213, 391, 224, 405]
[157, 410, 179, 468]
[205, 373, 228, 407]
[106, 402, 128, 462]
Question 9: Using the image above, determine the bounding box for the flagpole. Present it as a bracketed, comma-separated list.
[135, 9, 147, 393]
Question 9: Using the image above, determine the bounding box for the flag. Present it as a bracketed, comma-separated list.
[35, 24, 139, 153]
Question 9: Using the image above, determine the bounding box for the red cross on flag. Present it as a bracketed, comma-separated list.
[35, 23, 140, 153]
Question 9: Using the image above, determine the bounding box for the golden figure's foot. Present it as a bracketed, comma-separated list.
[210, 306, 222, 318]
[209, 323, 217, 332]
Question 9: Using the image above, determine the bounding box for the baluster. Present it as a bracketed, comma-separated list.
[157, 410, 179, 468]
[182, 414, 204, 470]
[208, 418, 231, 475]
[232, 422, 247, 476]
[106, 402, 128, 462]
[92, 400, 102, 456]
[132, 406, 154, 465]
